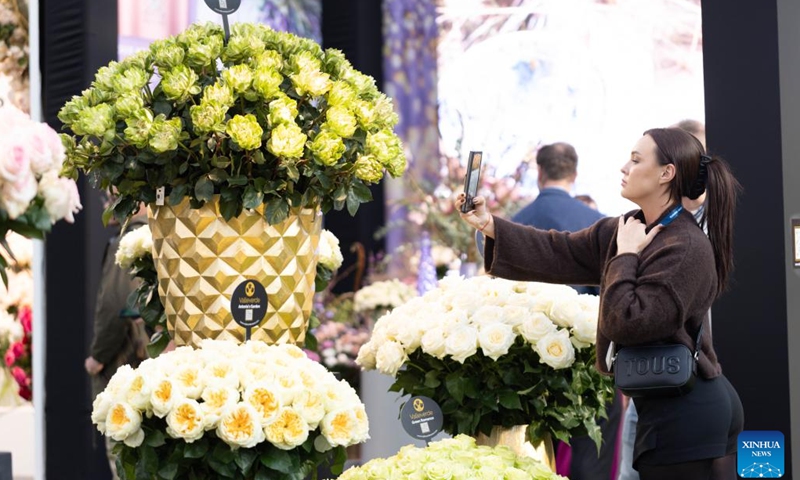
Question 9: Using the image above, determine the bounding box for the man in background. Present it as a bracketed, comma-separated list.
[513, 142, 620, 479]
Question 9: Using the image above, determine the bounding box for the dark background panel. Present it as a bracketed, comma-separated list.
[701, 0, 791, 475]
[321, 0, 386, 293]
[41, 0, 117, 478]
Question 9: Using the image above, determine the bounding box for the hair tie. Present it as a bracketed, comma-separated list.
[688, 154, 712, 200]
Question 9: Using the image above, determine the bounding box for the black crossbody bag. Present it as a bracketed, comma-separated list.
[610, 324, 704, 398]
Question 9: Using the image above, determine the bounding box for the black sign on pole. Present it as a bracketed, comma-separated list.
[203, 0, 241, 44]
[230, 279, 268, 341]
[400, 395, 444, 444]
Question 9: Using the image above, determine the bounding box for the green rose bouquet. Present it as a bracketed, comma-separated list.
[337, 435, 566, 480]
[58, 22, 406, 225]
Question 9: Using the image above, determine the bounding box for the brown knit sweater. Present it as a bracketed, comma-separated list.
[484, 207, 721, 379]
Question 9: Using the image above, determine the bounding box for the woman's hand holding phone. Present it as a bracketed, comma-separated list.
[455, 193, 495, 238]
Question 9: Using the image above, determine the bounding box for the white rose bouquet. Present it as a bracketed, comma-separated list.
[356, 275, 614, 448]
[338, 435, 566, 480]
[92, 339, 369, 479]
[353, 278, 417, 314]
[0, 105, 82, 285]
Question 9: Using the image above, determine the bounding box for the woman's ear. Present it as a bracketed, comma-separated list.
[660, 164, 676, 184]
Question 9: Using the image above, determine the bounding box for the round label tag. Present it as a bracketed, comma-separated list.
[231, 280, 268, 329]
[400, 396, 443, 440]
[204, 0, 241, 15]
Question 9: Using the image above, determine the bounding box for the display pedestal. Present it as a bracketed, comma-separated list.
[0, 406, 33, 479]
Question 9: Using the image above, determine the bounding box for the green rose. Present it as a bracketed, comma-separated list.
[250, 50, 284, 71]
[149, 116, 183, 153]
[322, 49, 351, 77]
[503, 467, 531, 480]
[121, 50, 152, 72]
[267, 123, 307, 159]
[226, 114, 263, 151]
[354, 154, 383, 183]
[423, 461, 453, 480]
[114, 93, 144, 119]
[324, 105, 357, 138]
[58, 95, 90, 125]
[309, 130, 345, 166]
[151, 39, 185, 70]
[186, 36, 223, 68]
[373, 94, 399, 127]
[327, 81, 357, 108]
[161, 65, 201, 103]
[190, 103, 227, 134]
[75, 104, 115, 137]
[252, 66, 283, 100]
[366, 129, 403, 165]
[353, 100, 379, 130]
[223, 34, 266, 63]
[203, 83, 235, 108]
[343, 69, 378, 98]
[290, 68, 331, 97]
[111, 67, 150, 94]
[268, 94, 299, 127]
[82, 87, 115, 106]
[123, 109, 154, 148]
[222, 64, 253, 94]
[290, 51, 322, 73]
[92, 62, 122, 91]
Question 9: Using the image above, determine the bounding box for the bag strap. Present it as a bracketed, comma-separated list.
[692, 322, 704, 361]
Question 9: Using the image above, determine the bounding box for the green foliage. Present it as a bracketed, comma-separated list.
[113, 426, 345, 480]
[390, 338, 615, 450]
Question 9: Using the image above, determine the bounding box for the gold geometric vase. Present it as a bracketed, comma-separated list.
[147, 196, 322, 347]
[474, 426, 556, 473]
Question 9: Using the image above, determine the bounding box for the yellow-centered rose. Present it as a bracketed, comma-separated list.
[265, 407, 310, 450]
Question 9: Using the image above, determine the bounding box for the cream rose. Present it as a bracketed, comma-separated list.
[375, 340, 406, 377]
[166, 398, 206, 442]
[444, 325, 478, 363]
[321, 408, 357, 447]
[477, 323, 515, 361]
[420, 327, 447, 359]
[264, 407, 310, 450]
[105, 402, 142, 442]
[517, 312, 558, 343]
[38, 170, 83, 223]
[535, 330, 576, 369]
[217, 403, 265, 449]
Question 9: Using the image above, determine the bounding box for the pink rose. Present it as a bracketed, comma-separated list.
[38, 171, 83, 223]
[0, 136, 31, 183]
[10, 341, 24, 360]
[0, 106, 30, 138]
[27, 124, 60, 174]
[18, 306, 32, 335]
[1, 170, 37, 219]
[4, 349, 15, 367]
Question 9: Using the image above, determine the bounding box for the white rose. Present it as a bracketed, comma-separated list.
[317, 229, 343, 270]
[201, 359, 240, 390]
[470, 305, 505, 328]
[123, 428, 145, 448]
[571, 311, 598, 346]
[150, 378, 182, 418]
[217, 403, 265, 448]
[447, 291, 482, 316]
[166, 398, 206, 442]
[1, 171, 37, 219]
[477, 323, 516, 361]
[104, 402, 142, 442]
[0, 137, 31, 183]
[548, 295, 584, 328]
[91, 391, 113, 431]
[394, 322, 423, 353]
[420, 326, 447, 359]
[124, 372, 153, 410]
[375, 340, 406, 377]
[243, 382, 282, 426]
[444, 325, 478, 363]
[37, 171, 82, 223]
[27, 123, 61, 174]
[174, 364, 204, 399]
[355, 340, 378, 369]
[517, 312, 558, 343]
[535, 329, 576, 369]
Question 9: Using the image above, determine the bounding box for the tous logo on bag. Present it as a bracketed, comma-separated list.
[621, 355, 682, 376]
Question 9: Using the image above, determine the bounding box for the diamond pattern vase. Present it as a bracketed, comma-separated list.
[475, 426, 556, 472]
[147, 196, 322, 347]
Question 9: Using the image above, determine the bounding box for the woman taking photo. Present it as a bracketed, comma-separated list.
[456, 128, 743, 480]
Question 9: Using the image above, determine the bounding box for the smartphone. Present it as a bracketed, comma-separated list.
[658, 205, 684, 227]
[460, 151, 483, 213]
